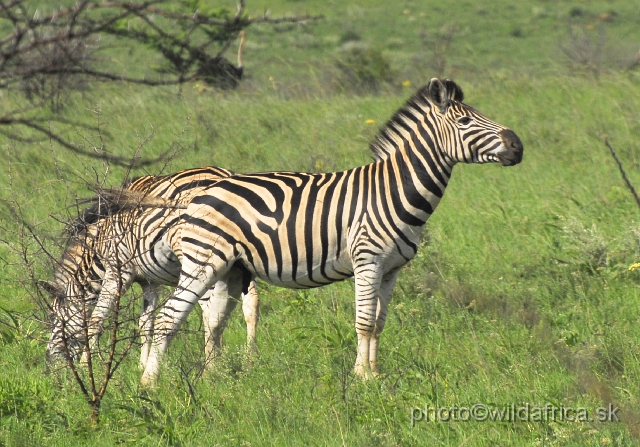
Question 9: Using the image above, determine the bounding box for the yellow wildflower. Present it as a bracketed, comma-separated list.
[402, 80, 411, 87]
[365, 119, 376, 125]
[193, 83, 208, 93]
[629, 262, 640, 271]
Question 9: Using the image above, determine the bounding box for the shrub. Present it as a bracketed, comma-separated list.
[334, 46, 395, 94]
[560, 216, 609, 272]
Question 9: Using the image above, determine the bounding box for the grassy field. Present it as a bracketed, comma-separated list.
[2, 0, 640, 445]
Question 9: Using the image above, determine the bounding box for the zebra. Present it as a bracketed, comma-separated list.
[137, 78, 524, 385]
[43, 167, 260, 369]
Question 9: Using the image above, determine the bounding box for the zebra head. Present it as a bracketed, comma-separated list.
[41, 255, 99, 364]
[43, 209, 111, 364]
[423, 78, 523, 166]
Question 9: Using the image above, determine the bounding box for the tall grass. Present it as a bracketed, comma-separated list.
[1, 70, 639, 446]
[2, 0, 640, 445]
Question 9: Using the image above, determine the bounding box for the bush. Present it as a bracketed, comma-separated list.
[334, 46, 395, 94]
[560, 216, 609, 272]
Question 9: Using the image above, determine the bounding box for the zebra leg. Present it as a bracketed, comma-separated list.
[199, 272, 240, 365]
[368, 268, 400, 376]
[80, 265, 134, 364]
[199, 268, 259, 365]
[353, 264, 383, 379]
[139, 282, 161, 370]
[242, 278, 259, 355]
[141, 260, 229, 387]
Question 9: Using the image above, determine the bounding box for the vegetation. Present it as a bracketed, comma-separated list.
[1, 0, 640, 445]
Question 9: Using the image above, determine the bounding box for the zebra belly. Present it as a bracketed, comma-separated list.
[241, 253, 355, 289]
[232, 228, 414, 289]
[242, 252, 410, 290]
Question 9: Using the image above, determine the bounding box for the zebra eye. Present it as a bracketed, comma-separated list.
[458, 116, 472, 125]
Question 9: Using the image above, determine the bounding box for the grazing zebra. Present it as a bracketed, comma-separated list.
[140, 78, 524, 385]
[43, 167, 260, 368]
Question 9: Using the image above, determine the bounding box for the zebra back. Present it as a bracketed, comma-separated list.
[45, 166, 236, 304]
[173, 79, 524, 289]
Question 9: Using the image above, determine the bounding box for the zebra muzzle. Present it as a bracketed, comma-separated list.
[496, 129, 524, 166]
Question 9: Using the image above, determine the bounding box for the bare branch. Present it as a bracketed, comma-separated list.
[604, 138, 640, 209]
[0, 116, 170, 168]
[0, 0, 322, 163]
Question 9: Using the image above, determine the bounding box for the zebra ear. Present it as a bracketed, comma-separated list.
[443, 79, 464, 102]
[427, 78, 448, 112]
[39, 280, 64, 298]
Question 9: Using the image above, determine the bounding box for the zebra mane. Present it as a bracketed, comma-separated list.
[125, 174, 165, 190]
[369, 79, 464, 160]
[65, 187, 185, 237]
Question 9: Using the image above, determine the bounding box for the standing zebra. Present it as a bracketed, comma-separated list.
[44, 167, 260, 369]
[140, 78, 523, 385]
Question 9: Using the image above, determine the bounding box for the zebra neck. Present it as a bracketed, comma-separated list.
[374, 139, 453, 228]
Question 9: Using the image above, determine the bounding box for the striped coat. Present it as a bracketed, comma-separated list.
[141, 78, 524, 384]
[45, 167, 259, 368]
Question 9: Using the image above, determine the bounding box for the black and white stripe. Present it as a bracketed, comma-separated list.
[137, 78, 524, 384]
[45, 167, 260, 367]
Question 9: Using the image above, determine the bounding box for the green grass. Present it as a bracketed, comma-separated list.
[2, 0, 640, 445]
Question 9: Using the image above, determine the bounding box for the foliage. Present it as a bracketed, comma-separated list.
[559, 21, 609, 77]
[0, 0, 320, 165]
[334, 46, 395, 94]
[559, 215, 610, 272]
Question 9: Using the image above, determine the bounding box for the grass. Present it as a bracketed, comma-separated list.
[2, 0, 640, 445]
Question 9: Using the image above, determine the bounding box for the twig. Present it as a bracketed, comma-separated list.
[0, 116, 169, 168]
[605, 138, 640, 209]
